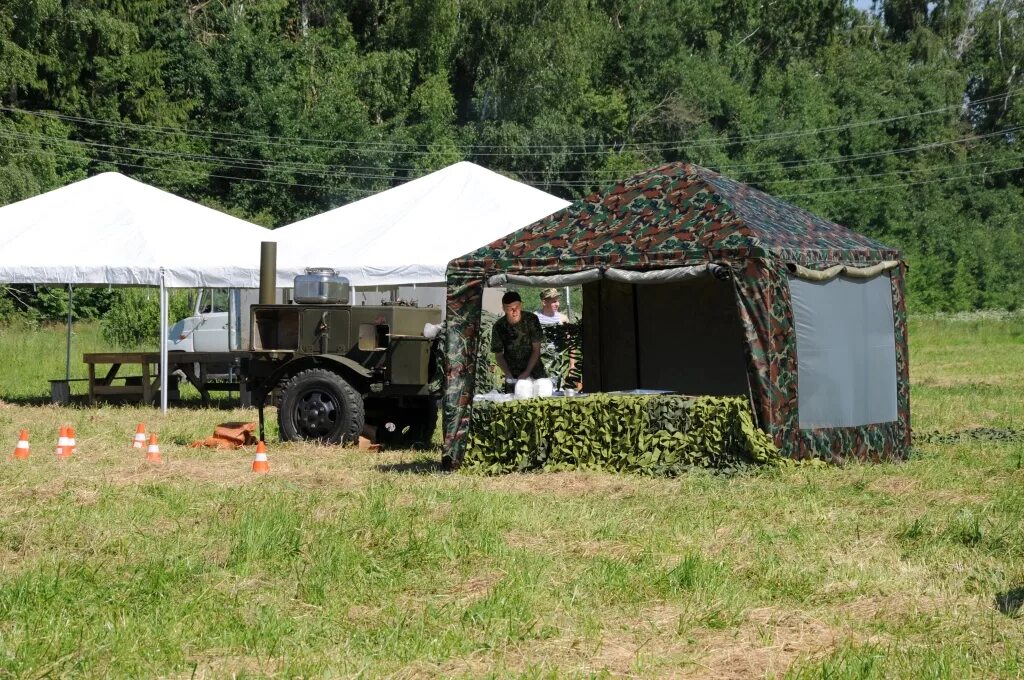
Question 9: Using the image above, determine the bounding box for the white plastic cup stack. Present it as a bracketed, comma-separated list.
[534, 378, 554, 398]
[513, 379, 534, 399]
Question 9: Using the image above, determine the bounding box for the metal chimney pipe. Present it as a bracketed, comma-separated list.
[260, 241, 277, 305]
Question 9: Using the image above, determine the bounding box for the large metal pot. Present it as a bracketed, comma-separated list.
[293, 267, 350, 304]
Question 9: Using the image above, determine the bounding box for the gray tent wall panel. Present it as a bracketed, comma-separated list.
[790, 273, 898, 429]
[581, 275, 750, 397]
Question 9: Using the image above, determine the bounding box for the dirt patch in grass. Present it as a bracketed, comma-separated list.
[504, 530, 636, 560]
[922, 488, 991, 505]
[867, 476, 918, 496]
[683, 606, 838, 679]
[480, 471, 651, 498]
[417, 604, 842, 678]
[448, 571, 503, 605]
[836, 593, 948, 623]
[914, 374, 1011, 389]
[179, 652, 281, 679]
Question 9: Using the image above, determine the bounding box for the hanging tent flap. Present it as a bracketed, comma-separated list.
[442, 275, 485, 466]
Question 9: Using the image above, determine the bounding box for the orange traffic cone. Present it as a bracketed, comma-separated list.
[146, 434, 163, 464]
[67, 427, 77, 457]
[13, 429, 30, 460]
[56, 426, 72, 459]
[131, 423, 147, 449]
[251, 441, 269, 473]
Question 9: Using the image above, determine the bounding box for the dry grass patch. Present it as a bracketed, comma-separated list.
[682, 606, 838, 679]
[479, 470, 649, 498]
[866, 476, 918, 496]
[178, 653, 282, 680]
[426, 605, 841, 678]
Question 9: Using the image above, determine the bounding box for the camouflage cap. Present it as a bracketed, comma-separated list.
[540, 287, 560, 300]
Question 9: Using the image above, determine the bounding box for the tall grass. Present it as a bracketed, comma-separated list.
[0, 313, 1021, 677]
[0, 321, 115, 400]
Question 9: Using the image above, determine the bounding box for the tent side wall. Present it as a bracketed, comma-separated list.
[731, 258, 910, 462]
[789, 262, 911, 461]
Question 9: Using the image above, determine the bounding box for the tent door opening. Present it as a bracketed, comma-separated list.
[581, 275, 750, 397]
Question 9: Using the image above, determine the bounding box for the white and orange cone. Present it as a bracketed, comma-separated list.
[13, 429, 30, 460]
[146, 434, 163, 464]
[67, 427, 77, 457]
[131, 423, 147, 449]
[251, 441, 269, 473]
[56, 426, 72, 459]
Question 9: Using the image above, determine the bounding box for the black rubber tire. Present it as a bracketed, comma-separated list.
[278, 368, 364, 444]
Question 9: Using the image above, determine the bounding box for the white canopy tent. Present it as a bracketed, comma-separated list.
[275, 161, 570, 288]
[0, 172, 290, 411]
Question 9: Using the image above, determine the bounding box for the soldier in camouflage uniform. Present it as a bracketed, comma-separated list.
[491, 291, 547, 390]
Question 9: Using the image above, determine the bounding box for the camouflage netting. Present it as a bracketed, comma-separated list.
[443, 162, 910, 469]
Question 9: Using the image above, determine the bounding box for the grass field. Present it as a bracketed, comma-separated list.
[0, 316, 1022, 678]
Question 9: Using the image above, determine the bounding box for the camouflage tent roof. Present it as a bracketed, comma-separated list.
[449, 162, 900, 275]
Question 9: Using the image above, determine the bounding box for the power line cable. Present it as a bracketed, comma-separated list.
[538, 126, 1024, 187]
[8, 143, 1021, 205]
[778, 164, 1024, 198]
[1, 88, 1019, 154]
[4, 123, 1019, 187]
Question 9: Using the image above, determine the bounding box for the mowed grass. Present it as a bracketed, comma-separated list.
[0, 317, 1022, 678]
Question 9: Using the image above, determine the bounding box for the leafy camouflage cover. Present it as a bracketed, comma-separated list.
[443, 162, 909, 468]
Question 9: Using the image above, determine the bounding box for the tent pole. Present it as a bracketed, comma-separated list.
[159, 270, 168, 413]
[564, 286, 571, 318]
[65, 284, 73, 382]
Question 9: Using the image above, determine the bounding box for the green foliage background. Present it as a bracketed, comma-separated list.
[1, 0, 1022, 315]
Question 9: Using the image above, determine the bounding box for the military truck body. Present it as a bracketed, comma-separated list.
[241, 303, 442, 446]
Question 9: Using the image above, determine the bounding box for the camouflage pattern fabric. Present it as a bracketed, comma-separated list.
[443, 162, 910, 468]
[490, 311, 548, 379]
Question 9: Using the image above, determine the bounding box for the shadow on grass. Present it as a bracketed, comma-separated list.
[0, 394, 248, 411]
[995, 588, 1024, 617]
[0, 395, 55, 406]
[376, 457, 445, 475]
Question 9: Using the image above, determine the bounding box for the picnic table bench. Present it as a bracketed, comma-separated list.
[82, 351, 245, 405]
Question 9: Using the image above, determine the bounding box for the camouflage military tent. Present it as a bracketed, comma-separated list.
[442, 162, 910, 467]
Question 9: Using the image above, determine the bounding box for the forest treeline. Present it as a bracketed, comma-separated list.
[0, 0, 1021, 321]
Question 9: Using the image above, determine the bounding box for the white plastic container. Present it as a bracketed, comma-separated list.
[514, 379, 535, 399]
[534, 378, 554, 397]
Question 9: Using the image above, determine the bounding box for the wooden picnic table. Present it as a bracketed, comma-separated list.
[83, 351, 244, 405]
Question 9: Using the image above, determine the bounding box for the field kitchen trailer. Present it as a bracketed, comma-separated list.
[241, 245, 443, 448]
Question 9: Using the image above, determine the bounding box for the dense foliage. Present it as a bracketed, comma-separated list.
[1, 0, 1021, 316]
[464, 394, 781, 474]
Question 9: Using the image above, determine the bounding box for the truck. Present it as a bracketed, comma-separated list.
[240, 299, 443, 448]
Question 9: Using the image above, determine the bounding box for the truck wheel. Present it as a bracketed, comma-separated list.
[278, 368, 364, 444]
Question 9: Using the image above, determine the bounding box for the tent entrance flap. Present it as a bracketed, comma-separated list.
[488, 264, 718, 288]
[582, 276, 750, 396]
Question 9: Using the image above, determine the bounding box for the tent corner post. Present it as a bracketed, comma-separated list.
[159, 271, 168, 414]
[65, 283, 73, 383]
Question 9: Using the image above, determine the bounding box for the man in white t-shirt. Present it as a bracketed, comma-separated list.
[536, 288, 568, 326]
[536, 288, 577, 386]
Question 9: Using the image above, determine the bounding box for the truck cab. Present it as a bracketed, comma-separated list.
[168, 288, 249, 352]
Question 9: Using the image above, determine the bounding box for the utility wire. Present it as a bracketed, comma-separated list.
[3, 123, 1020, 186]
[8, 142, 1022, 203]
[778, 164, 1024, 198]
[1, 88, 1019, 154]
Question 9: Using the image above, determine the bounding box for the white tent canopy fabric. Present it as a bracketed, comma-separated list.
[0, 172, 284, 412]
[275, 161, 570, 287]
[0, 172, 289, 288]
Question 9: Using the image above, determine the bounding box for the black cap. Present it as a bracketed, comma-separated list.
[501, 291, 522, 305]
